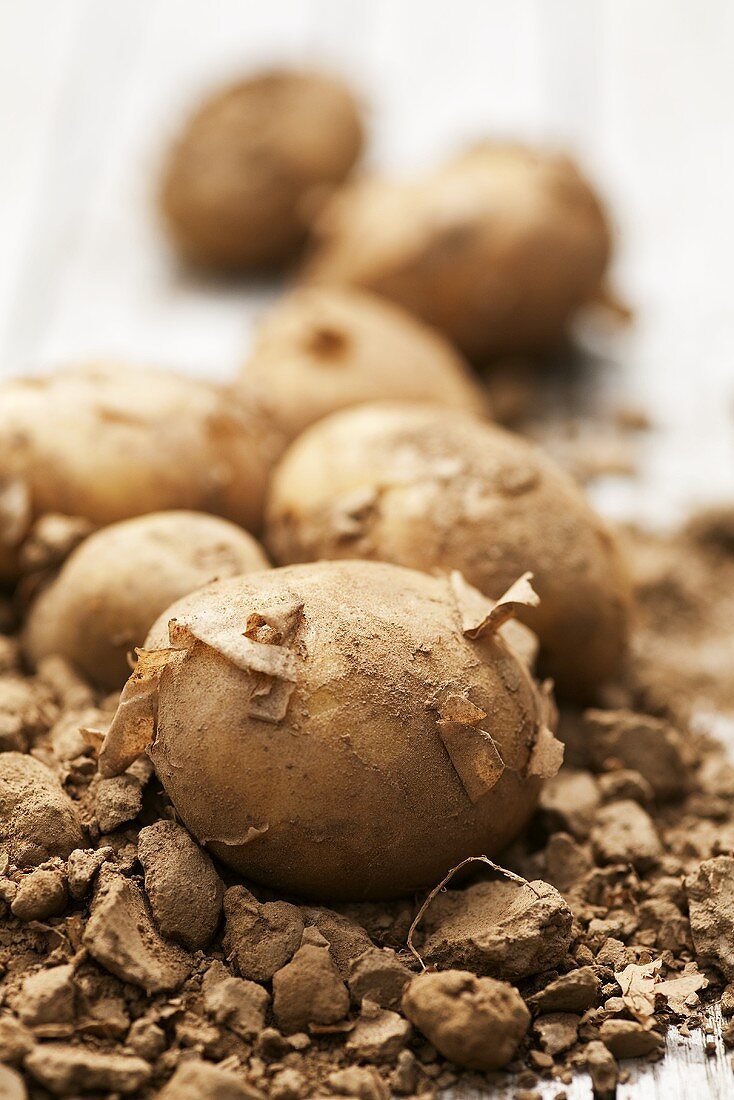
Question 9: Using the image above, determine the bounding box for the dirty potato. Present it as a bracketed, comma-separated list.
[303, 143, 611, 359]
[23, 511, 270, 689]
[265, 403, 631, 697]
[100, 560, 561, 900]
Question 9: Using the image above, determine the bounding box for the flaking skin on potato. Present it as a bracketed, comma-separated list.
[100, 560, 562, 900]
[0, 363, 284, 580]
[303, 142, 612, 359]
[23, 511, 270, 690]
[239, 286, 488, 439]
[160, 69, 364, 271]
[265, 403, 632, 698]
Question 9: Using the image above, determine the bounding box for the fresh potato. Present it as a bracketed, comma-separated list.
[0, 363, 284, 579]
[99, 560, 561, 900]
[23, 512, 270, 689]
[303, 143, 611, 359]
[240, 286, 487, 439]
[160, 69, 364, 271]
[265, 403, 632, 698]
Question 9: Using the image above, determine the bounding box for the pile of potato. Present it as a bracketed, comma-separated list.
[0, 67, 632, 902]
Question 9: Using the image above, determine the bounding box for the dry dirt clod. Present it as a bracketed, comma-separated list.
[48, 705, 104, 764]
[270, 1067, 307, 1100]
[347, 946, 412, 1009]
[11, 868, 67, 921]
[138, 819, 224, 950]
[82, 868, 193, 993]
[528, 966, 601, 1014]
[325, 1065, 389, 1100]
[391, 1049, 419, 1095]
[0, 1015, 35, 1064]
[533, 1012, 579, 1056]
[543, 831, 594, 894]
[590, 799, 662, 870]
[0, 752, 84, 866]
[125, 1017, 166, 1061]
[345, 999, 411, 1064]
[253, 1027, 291, 1060]
[420, 878, 573, 980]
[301, 906, 374, 976]
[583, 1040, 618, 1099]
[15, 965, 75, 1035]
[272, 943, 350, 1034]
[597, 769, 654, 805]
[203, 964, 271, 1039]
[582, 708, 689, 800]
[539, 768, 601, 839]
[401, 969, 530, 1071]
[224, 886, 304, 981]
[66, 846, 113, 899]
[23, 1042, 151, 1095]
[599, 1018, 664, 1059]
[92, 772, 144, 833]
[156, 1058, 265, 1099]
[686, 855, 734, 979]
[0, 674, 53, 752]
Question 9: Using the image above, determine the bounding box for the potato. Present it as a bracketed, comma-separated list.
[240, 286, 487, 439]
[23, 511, 269, 690]
[265, 404, 631, 698]
[303, 143, 611, 359]
[160, 69, 364, 271]
[0, 363, 283, 579]
[99, 560, 561, 900]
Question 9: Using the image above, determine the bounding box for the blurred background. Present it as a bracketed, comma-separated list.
[1, 0, 733, 527]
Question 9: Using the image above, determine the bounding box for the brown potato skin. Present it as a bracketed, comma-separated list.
[303, 143, 611, 359]
[0, 364, 284, 575]
[265, 404, 632, 699]
[23, 512, 270, 690]
[145, 561, 546, 901]
[239, 286, 488, 440]
[160, 70, 364, 271]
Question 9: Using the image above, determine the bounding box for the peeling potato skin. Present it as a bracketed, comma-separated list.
[265, 404, 632, 699]
[160, 70, 364, 271]
[0, 364, 285, 580]
[303, 143, 611, 360]
[23, 511, 270, 690]
[144, 561, 546, 901]
[239, 286, 487, 440]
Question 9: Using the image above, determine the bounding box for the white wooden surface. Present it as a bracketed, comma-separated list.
[1, 3, 734, 1096]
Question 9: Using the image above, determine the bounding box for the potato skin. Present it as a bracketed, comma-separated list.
[160, 70, 364, 271]
[144, 561, 547, 900]
[265, 404, 632, 699]
[240, 286, 487, 439]
[0, 364, 284, 574]
[23, 511, 270, 690]
[303, 143, 611, 359]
